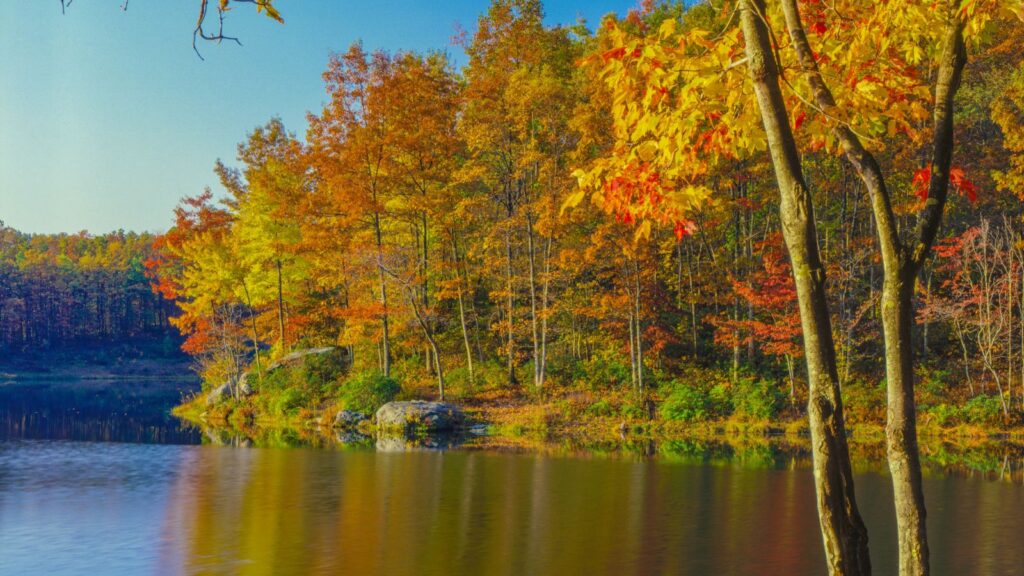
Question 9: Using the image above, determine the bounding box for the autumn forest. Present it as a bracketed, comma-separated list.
[4, 1, 1024, 575]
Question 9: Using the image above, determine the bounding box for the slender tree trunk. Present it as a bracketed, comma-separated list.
[505, 228, 517, 386]
[241, 281, 263, 380]
[276, 258, 286, 351]
[634, 257, 644, 396]
[538, 236, 552, 389]
[410, 293, 445, 401]
[881, 269, 930, 576]
[739, 3, 871, 573]
[526, 214, 541, 388]
[627, 309, 637, 391]
[451, 235, 475, 387]
[374, 212, 391, 378]
[779, 2, 966, 572]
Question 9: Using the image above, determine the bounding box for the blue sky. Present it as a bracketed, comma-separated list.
[0, 0, 632, 235]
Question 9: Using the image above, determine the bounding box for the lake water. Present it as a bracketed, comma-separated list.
[0, 381, 1021, 575]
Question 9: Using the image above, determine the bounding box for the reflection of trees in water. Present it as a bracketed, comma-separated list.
[160, 446, 1024, 575]
[0, 382, 200, 444]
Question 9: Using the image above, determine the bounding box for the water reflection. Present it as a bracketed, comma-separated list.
[147, 446, 1022, 576]
[0, 379, 200, 444]
[1, 381, 1022, 575]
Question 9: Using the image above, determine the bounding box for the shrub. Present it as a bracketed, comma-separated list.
[337, 371, 401, 414]
[732, 378, 784, 420]
[585, 399, 618, 417]
[660, 383, 710, 422]
[962, 394, 1004, 426]
[620, 402, 646, 420]
[579, 348, 631, 389]
[269, 387, 308, 417]
[707, 383, 734, 418]
[927, 403, 961, 427]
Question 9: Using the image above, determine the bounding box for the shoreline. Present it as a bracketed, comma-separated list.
[172, 391, 1024, 477]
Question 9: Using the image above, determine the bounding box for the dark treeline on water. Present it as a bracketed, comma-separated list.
[0, 225, 177, 354]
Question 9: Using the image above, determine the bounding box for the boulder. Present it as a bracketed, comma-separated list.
[205, 383, 232, 406]
[333, 409, 370, 429]
[267, 347, 348, 372]
[374, 400, 465, 434]
[237, 373, 255, 397]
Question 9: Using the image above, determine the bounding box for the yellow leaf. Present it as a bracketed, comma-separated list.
[636, 140, 658, 162]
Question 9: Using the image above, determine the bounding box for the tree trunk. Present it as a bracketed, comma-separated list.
[374, 213, 391, 378]
[538, 235, 552, 389]
[526, 213, 541, 388]
[779, 2, 967, 572]
[881, 269, 930, 576]
[276, 258, 286, 351]
[634, 257, 644, 396]
[241, 280, 263, 380]
[451, 235, 475, 387]
[505, 229, 517, 386]
[739, 2, 871, 573]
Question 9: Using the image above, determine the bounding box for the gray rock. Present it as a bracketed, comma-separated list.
[333, 409, 370, 429]
[267, 347, 348, 372]
[375, 400, 465, 434]
[205, 383, 232, 406]
[237, 373, 255, 397]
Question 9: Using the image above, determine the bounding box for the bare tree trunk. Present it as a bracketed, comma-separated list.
[374, 213, 391, 378]
[241, 280, 263, 380]
[634, 256, 644, 396]
[276, 258, 286, 350]
[779, 2, 967, 573]
[451, 235, 475, 387]
[739, 3, 871, 573]
[410, 292, 445, 401]
[538, 236, 552, 389]
[505, 229, 517, 386]
[526, 213, 541, 388]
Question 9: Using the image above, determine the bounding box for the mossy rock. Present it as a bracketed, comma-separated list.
[375, 401, 465, 434]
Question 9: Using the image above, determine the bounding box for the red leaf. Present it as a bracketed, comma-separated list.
[949, 166, 978, 203]
[912, 166, 931, 201]
[673, 220, 695, 241]
[794, 111, 807, 131]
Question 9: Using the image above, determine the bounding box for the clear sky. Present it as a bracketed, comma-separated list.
[0, 0, 632, 235]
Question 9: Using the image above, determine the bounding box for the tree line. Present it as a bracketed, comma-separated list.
[0, 225, 175, 352]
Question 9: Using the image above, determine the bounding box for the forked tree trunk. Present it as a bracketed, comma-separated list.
[778, 2, 967, 572]
[739, 2, 871, 574]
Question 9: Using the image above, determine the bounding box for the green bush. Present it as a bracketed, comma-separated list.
[962, 394, 1004, 426]
[261, 349, 349, 400]
[620, 402, 646, 420]
[269, 387, 308, 417]
[660, 384, 710, 422]
[926, 395, 1004, 427]
[585, 399, 618, 417]
[337, 371, 401, 414]
[928, 403, 961, 427]
[732, 378, 784, 420]
[707, 383, 734, 417]
[579, 348, 631, 389]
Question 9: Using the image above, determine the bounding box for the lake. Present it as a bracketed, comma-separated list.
[0, 381, 1021, 575]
